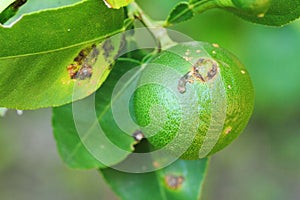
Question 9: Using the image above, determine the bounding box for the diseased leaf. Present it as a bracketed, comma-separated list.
[101, 145, 209, 200]
[0, 0, 124, 110]
[103, 0, 133, 9]
[52, 59, 141, 169]
[166, 2, 194, 25]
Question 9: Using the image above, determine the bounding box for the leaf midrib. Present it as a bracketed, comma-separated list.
[0, 29, 122, 60]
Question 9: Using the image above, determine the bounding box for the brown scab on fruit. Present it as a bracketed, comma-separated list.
[164, 175, 184, 190]
[177, 71, 193, 94]
[178, 58, 219, 93]
[192, 58, 219, 82]
[132, 130, 144, 142]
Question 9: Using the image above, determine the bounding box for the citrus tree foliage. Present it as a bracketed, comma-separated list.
[1, 0, 299, 200]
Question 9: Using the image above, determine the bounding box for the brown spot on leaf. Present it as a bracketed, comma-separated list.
[12, 0, 27, 9]
[164, 175, 184, 190]
[67, 63, 80, 79]
[114, 34, 127, 60]
[74, 64, 93, 80]
[102, 39, 114, 59]
[67, 44, 98, 80]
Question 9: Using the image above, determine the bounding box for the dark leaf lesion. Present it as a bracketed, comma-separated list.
[67, 44, 99, 80]
[164, 174, 185, 190]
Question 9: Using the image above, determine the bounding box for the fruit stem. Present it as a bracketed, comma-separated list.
[127, 2, 177, 51]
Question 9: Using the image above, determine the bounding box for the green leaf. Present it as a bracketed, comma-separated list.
[166, 2, 194, 25]
[166, 0, 300, 26]
[103, 0, 134, 9]
[165, 0, 218, 26]
[52, 59, 141, 169]
[218, 0, 300, 26]
[0, 0, 124, 110]
[4, 0, 82, 25]
[101, 153, 209, 200]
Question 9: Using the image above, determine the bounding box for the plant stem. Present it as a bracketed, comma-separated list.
[127, 2, 177, 51]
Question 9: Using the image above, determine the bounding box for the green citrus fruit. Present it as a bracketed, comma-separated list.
[133, 41, 254, 159]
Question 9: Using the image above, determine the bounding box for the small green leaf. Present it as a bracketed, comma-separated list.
[165, 0, 218, 26]
[52, 59, 141, 169]
[103, 0, 134, 9]
[166, 2, 194, 25]
[101, 152, 209, 200]
[0, 0, 124, 109]
[218, 0, 300, 26]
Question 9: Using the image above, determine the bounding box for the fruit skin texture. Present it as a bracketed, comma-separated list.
[133, 41, 254, 160]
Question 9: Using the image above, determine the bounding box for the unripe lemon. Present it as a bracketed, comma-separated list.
[133, 41, 254, 159]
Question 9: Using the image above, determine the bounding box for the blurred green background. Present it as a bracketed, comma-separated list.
[1, 0, 300, 199]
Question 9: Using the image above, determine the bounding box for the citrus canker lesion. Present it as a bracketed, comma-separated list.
[133, 41, 254, 159]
